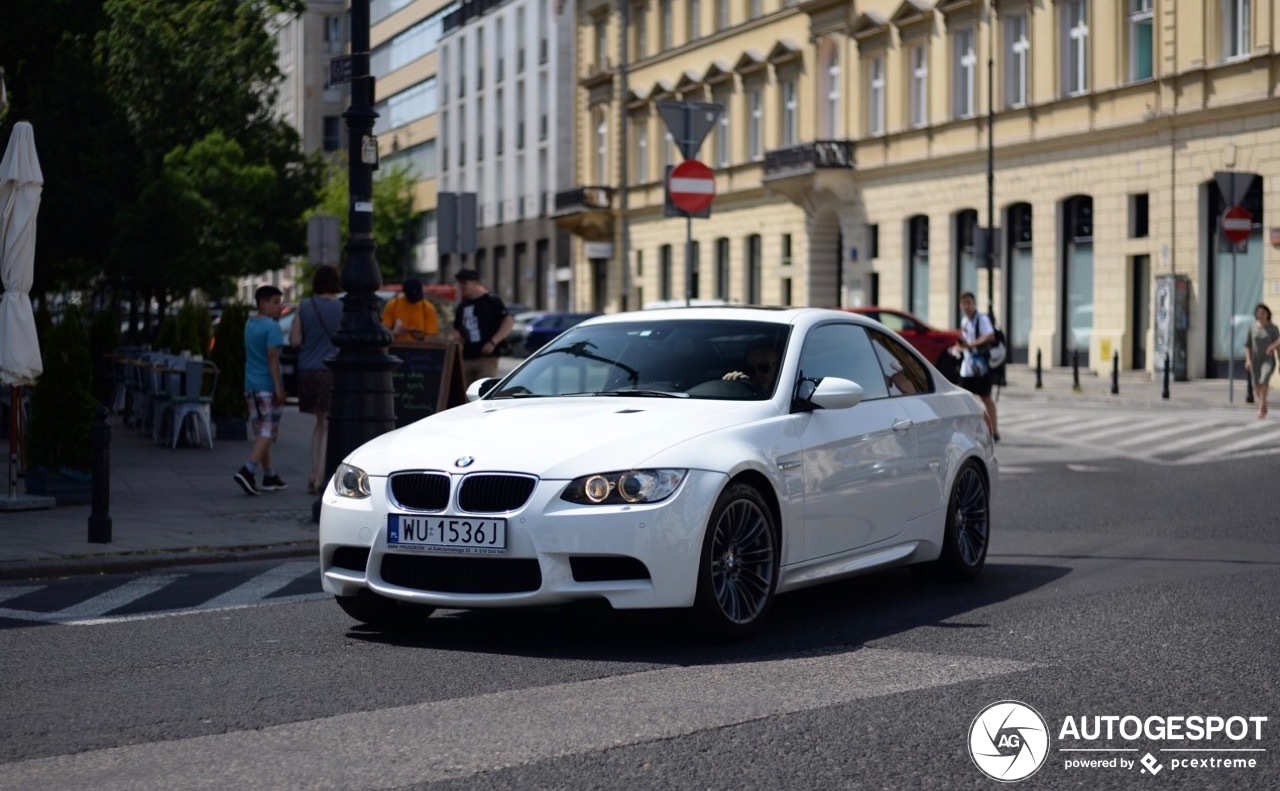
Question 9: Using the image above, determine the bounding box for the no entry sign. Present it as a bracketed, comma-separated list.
[1222, 205, 1252, 244]
[667, 160, 716, 214]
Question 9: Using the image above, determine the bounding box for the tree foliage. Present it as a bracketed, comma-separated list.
[313, 156, 419, 282]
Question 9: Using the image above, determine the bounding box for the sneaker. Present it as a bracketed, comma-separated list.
[260, 474, 288, 492]
[234, 467, 260, 496]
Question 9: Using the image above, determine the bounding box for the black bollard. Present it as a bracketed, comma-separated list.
[1035, 349, 1043, 389]
[1246, 364, 1255, 404]
[1072, 349, 1082, 392]
[1111, 350, 1120, 395]
[88, 406, 112, 543]
[1162, 354, 1171, 400]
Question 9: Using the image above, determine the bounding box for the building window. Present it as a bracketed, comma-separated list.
[323, 116, 342, 152]
[538, 74, 548, 141]
[909, 44, 928, 128]
[477, 27, 485, 87]
[661, 0, 673, 50]
[688, 0, 701, 41]
[908, 216, 930, 321]
[1129, 0, 1154, 81]
[458, 35, 466, 97]
[748, 0, 762, 20]
[781, 233, 792, 265]
[595, 113, 608, 183]
[747, 88, 762, 160]
[715, 237, 730, 300]
[594, 17, 608, 71]
[1131, 193, 1150, 238]
[717, 0, 729, 31]
[660, 244, 673, 300]
[1222, 0, 1250, 60]
[496, 17, 505, 82]
[952, 27, 975, 119]
[635, 119, 649, 181]
[324, 15, 345, 55]
[745, 234, 762, 304]
[780, 79, 797, 146]
[517, 7, 526, 72]
[1005, 12, 1029, 108]
[441, 110, 449, 170]
[867, 224, 879, 258]
[635, 3, 648, 58]
[496, 88, 505, 154]
[458, 104, 466, 164]
[823, 50, 840, 138]
[780, 277, 792, 306]
[476, 97, 485, 161]
[539, 0, 549, 64]
[715, 96, 730, 166]
[1061, 0, 1088, 96]
[517, 82, 526, 148]
[867, 55, 885, 137]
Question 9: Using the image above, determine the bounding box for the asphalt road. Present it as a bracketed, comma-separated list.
[2, 409, 1278, 790]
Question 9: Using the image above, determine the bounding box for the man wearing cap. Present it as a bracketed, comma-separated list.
[381, 277, 440, 341]
[453, 269, 514, 387]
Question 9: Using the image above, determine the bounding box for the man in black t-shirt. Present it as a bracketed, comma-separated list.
[453, 268, 514, 388]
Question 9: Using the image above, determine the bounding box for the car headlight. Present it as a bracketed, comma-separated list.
[333, 463, 372, 499]
[561, 469, 686, 505]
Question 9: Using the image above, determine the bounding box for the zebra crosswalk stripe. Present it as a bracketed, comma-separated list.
[200, 560, 317, 610]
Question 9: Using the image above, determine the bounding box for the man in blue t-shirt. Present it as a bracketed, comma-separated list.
[234, 285, 289, 495]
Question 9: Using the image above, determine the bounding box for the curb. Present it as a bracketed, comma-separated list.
[0, 540, 319, 582]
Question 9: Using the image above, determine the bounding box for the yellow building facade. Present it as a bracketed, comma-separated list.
[561, 0, 1280, 377]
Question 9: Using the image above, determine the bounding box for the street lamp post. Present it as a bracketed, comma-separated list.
[321, 0, 398, 513]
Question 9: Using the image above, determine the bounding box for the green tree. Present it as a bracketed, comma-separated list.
[97, 0, 321, 303]
[312, 155, 419, 282]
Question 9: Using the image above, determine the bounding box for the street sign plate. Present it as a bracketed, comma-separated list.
[657, 100, 723, 161]
[1222, 205, 1252, 244]
[667, 160, 716, 214]
[330, 55, 354, 86]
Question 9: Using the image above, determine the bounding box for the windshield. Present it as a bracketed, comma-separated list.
[488, 319, 791, 400]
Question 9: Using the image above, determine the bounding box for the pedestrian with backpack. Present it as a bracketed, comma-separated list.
[951, 291, 1001, 442]
[289, 265, 343, 494]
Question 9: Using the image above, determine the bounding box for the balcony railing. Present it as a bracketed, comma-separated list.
[763, 140, 855, 178]
[553, 186, 614, 214]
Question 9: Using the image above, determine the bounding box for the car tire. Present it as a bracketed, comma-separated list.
[920, 461, 989, 581]
[693, 482, 779, 639]
[335, 589, 435, 629]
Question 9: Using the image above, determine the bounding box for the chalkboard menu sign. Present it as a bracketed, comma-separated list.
[390, 340, 465, 427]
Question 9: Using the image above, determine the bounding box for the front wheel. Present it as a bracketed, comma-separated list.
[693, 482, 779, 639]
[923, 462, 989, 580]
[335, 589, 435, 629]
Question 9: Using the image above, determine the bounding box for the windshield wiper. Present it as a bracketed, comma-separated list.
[594, 389, 689, 398]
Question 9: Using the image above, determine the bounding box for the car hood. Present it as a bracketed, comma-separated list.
[346, 397, 774, 478]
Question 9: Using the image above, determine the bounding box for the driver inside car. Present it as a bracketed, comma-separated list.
[722, 341, 780, 392]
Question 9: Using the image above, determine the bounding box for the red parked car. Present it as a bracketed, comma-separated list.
[840, 307, 962, 382]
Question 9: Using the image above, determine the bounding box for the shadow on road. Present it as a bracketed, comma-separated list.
[346, 561, 1070, 664]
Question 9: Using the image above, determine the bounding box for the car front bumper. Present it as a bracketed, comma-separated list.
[318, 470, 727, 610]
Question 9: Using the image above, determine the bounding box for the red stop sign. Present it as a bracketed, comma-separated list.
[667, 160, 716, 214]
[1222, 205, 1252, 244]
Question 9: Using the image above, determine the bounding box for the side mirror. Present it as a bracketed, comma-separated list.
[466, 377, 500, 402]
[808, 377, 865, 410]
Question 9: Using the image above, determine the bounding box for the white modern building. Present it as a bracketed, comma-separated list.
[438, 0, 578, 310]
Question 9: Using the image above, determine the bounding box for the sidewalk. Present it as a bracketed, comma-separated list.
[0, 359, 1260, 581]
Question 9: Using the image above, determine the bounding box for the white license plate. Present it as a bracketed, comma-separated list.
[387, 514, 507, 555]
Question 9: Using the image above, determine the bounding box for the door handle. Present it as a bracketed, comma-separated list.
[892, 418, 914, 432]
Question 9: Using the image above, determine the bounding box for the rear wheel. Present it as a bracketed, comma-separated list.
[335, 589, 435, 629]
[925, 462, 989, 580]
[693, 482, 779, 639]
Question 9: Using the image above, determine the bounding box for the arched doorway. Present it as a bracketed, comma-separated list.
[907, 215, 930, 320]
[1005, 202, 1033, 365]
[1205, 175, 1264, 378]
[1060, 195, 1093, 366]
[807, 209, 843, 307]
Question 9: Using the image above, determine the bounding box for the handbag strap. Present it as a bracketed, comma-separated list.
[309, 297, 335, 341]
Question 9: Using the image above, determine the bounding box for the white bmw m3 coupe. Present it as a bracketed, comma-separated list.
[319, 307, 995, 637]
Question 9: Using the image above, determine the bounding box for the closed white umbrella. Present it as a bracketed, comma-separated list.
[0, 121, 50, 508]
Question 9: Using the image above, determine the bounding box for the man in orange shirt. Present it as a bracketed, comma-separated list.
[381, 278, 440, 341]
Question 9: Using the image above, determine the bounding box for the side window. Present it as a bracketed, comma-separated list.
[877, 312, 908, 332]
[868, 329, 932, 396]
[799, 324, 890, 400]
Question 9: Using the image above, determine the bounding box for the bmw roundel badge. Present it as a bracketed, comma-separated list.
[455, 456, 475, 468]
